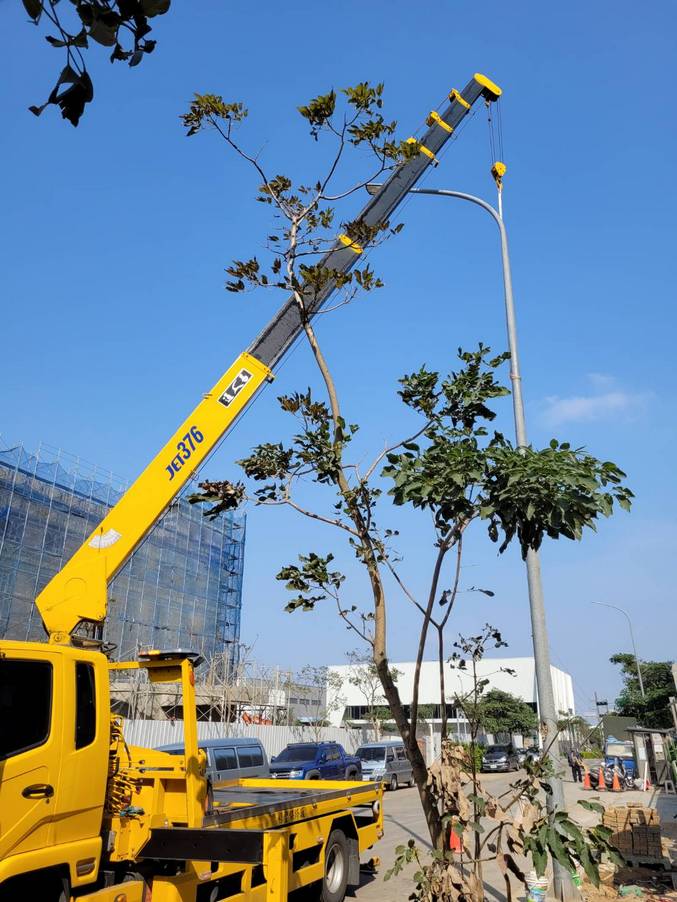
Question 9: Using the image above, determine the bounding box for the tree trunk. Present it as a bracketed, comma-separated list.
[374, 656, 444, 848]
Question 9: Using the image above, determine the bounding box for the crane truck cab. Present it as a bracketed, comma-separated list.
[0, 641, 110, 896]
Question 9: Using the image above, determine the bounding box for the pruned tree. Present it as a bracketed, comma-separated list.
[21, 0, 170, 125]
[184, 84, 633, 855]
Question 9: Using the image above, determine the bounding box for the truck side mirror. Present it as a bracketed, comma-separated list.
[271, 755, 277, 762]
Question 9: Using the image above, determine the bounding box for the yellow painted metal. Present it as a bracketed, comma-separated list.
[406, 137, 439, 166]
[181, 657, 204, 828]
[426, 110, 453, 133]
[0, 642, 111, 892]
[337, 233, 363, 254]
[491, 160, 507, 189]
[264, 830, 290, 901]
[35, 351, 272, 642]
[473, 72, 502, 99]
[448, 88, 471, 109]
[64, 881, 145, 902]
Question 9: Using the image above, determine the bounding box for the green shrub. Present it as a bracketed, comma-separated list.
[581, 747, 603, 759]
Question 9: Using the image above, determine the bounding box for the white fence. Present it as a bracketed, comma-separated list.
[122, 719, 434, 764]
[122, 720, 374, 757]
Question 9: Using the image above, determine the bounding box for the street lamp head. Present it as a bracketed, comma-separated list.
[365, 183, 383, 196]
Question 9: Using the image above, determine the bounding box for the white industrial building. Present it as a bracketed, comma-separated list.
[327, 657, 574, 744]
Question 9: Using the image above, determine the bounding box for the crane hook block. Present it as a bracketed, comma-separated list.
[491, 161, 507, 188]
[426, 111, 453, 134]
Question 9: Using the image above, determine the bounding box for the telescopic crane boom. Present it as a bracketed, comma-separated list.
[36, 73, 501, 643]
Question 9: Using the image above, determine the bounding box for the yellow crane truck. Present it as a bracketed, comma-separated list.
[0, 72, 501, 902]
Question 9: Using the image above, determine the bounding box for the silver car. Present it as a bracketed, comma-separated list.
[356, 740, 414, 791]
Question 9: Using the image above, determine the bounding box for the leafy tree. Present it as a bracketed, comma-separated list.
[611, 653, 674, 729]
[21, 0, 170, 125]
[184, 83, 633, 852]
[476, 689, 538, 738]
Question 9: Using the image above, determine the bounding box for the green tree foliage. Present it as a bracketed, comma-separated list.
[611, 652, 675, 729]
[22, 0, 170, 125]
[476, 689, 538, 737]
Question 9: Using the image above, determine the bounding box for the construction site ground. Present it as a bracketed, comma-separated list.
[354, 772, 677, 901]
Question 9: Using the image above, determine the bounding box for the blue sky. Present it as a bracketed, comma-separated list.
[2, 1, 676, 716]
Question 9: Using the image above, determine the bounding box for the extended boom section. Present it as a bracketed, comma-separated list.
[35, 73, 500, 643]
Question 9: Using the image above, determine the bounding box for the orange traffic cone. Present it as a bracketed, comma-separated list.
[597, 766, 606, 791]
[611, 769, 622, 792]
[582, 766, 592, 790]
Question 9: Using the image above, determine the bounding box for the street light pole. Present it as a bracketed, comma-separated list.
[592, 602, 646, 698]
[366, 182, 573, 898]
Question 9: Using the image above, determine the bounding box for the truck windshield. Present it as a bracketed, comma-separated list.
[276, 745, 318, 762]
[357, 747, 386, 761]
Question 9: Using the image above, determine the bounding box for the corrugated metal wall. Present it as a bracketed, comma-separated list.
[122, 719, 374, 756]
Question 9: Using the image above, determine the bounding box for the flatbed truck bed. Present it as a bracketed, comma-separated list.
[115, 779, 384, 902]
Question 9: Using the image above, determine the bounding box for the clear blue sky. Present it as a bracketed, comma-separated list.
[2, 1, 676, 716]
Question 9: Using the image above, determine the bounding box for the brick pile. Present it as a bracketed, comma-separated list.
[603, 802, 662, 861]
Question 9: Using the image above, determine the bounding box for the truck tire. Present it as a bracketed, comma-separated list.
[306, 770, 321, 780]
[344, 766, 358, 780]
[389, 774, 398, 792]
[321, 829, 349, 902]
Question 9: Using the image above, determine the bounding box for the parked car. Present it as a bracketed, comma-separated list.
[269, 742, 361, 781]
[356, 740, 413, 791]
[515, 747, 528, 766]
[157, 737, 269, 784]
[481, 744, 520, 772]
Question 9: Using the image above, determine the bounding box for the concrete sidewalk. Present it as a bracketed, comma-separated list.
[356, 774, 659, 901]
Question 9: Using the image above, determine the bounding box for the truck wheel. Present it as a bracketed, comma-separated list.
[321, 829, 349, 902]
[345, 767, 358, 780]
[389, 774, 398, 792]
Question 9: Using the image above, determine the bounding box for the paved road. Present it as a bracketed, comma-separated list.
[356, 772, 655, 901]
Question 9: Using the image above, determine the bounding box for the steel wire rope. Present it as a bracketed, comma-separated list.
[496, 97, 505, 164]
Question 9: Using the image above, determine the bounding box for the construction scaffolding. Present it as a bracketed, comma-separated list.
[108, 650, 326, 726]
[0, 439, 245, 664]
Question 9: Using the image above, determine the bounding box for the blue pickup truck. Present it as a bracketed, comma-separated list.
[269, 742, 362, 781]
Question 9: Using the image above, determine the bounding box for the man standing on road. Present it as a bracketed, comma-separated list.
[567, 748, 583, 783]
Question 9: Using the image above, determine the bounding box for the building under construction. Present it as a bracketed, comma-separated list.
[0, 440, 245, 663]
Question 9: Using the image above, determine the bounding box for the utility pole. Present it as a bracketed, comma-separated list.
[365, 178, 576, 900]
